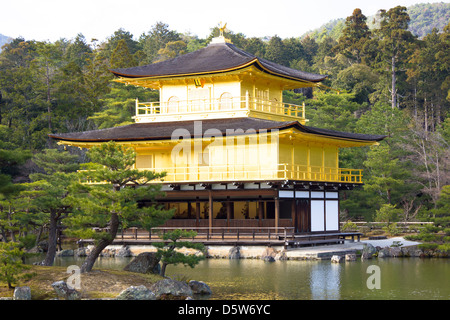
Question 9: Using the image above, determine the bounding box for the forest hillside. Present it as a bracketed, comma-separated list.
[0, 3, 449, 228]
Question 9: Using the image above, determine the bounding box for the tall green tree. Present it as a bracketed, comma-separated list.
[66, 142, 173, 273]
[334, 8, 372, 64]
[140, 22, 181, 64]
[373, 6, 416, 109]
[29, 149, 79, 266]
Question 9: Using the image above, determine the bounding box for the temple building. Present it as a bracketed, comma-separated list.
[49, 33, 385, 243]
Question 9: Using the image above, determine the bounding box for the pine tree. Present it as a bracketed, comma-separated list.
[374, 6, 417, 109]
[334, 8, 372, 64]
[28, 149, 79, 266]
[66, 141, 173, 273]
[154, 229, 205, 277]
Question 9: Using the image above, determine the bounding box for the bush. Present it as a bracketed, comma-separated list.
[0, 242, 35, 289]
[341, 220, 358, 232]
[383, 223, 401, 236]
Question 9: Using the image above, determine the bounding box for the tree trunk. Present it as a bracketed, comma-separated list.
[42, 211, 58, 266]
[391, 55, 397, 109]
[80, 212, 120, 273]
[160, 262, 168, 278]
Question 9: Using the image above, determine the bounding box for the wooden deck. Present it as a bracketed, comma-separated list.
[78, 227, 362, 248]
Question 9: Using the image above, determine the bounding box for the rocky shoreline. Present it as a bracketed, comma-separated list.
[36, 239, 449, 261]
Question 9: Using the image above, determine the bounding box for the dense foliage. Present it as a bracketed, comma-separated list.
[0, 4, 449, 252]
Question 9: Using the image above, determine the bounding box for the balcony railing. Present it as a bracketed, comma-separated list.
[141, 164, 363, 184]
[136, 95, 306, 120]
[79, 164, 362, 185]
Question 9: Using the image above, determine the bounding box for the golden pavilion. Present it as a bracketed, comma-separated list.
[49, 33, 385, 245]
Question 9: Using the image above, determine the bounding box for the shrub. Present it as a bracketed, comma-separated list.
[0, 242, 35, 289]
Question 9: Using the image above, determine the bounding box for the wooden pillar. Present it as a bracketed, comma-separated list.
[274, 197, 279, 232]
[258, 200, 264, 228]
[226, 196, 232, 228]
[208, 190, 213, 234]
[195, 198, 200, 228]
[187, 201, 192, 219]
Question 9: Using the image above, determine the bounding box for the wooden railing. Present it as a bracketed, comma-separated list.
[136, 95, 306, 120]
[79, 164, 363, 185]
[118, 225, 296, 242]
[142, 163, 363, 184]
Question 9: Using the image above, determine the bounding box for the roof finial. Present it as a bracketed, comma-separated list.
[211, 22, 232, 44]
[219, 22, 227, 37]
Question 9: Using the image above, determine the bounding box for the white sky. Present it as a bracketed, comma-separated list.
[1, 0, 445, 43]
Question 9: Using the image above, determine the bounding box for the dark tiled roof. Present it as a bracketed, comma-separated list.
[48, 118, 386, 143]
[111, 42, 327, 83]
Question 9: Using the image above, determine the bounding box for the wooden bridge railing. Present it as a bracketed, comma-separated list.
[118, 226, 296, 242]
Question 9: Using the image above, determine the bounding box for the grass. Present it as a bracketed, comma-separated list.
[0, 265, 164, 300]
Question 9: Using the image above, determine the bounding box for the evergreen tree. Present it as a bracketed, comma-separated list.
[334, 8, 372, 64]
[154, 229, 205, 277]
[110, 39, 137, 69]
[66, 141, 173, 273]
[373, 6, 417, 109]
[29, 149, 79, 266]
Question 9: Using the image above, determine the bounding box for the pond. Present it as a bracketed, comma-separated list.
[28, 255, 450, 300]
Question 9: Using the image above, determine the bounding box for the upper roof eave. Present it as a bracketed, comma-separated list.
[110, 42, 327, 84]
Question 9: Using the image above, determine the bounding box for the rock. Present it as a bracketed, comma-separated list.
[51, 280, 81, 300]
[188, 280, 212, 295]
[116, 245, 133, 257]
[228, 246, 240, 259]
[123, 252, 160, 274]
[331, 255, 344, 263]
[390, 247, 402, 257]
[378, 247, 391, 258]
[261, 247, 278, 262]
[150, 278, 193, 300]
[75, 247, 87, 257]
[345, 253, 357, 261]
[275, 251, 288, 261]
[361, 243, 377, 260]
[14, 286, 31, 300]
[116, 285, 156, 300]
[56, 249, 74, 257]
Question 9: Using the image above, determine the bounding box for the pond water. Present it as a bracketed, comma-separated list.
[28, 255, 449, 300]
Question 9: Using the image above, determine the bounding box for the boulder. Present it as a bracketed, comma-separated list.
[345, 253, 357, 261]
[263, 256, 275, 262]
[116, 245, 133, 257]
[331, 255, 344, 263]
[150, 278, 193, 300]
[56, 249, 74, 257]
[75, 247, 87, 257]
[361, 243, 377, 260]
[188, 280, 212, 295]
[14, 286, 31, 300]
[378, 247, 391, 258]
[389, 247, 403, 257]
[123, 252, 160, 274]
[275, 251, 288, 261]
[116, 285, 156, 300]
[51, 280, 81, 300]
[228, 246, 240, 259]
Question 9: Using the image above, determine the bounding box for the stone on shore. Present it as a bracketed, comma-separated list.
[123, 252, 160, 274]
[51, 280, 81, 300]
[361, 243, 377, 260]
[331, 255, 344, 263]
[116, 285, 156, 300]
[188, 280, 212, 295]
[116, 245, 133, 257]
[150, 278, 193, 300]
[345, 253, 357, 261]
[14, 286, 31, 300]
[228, 246, 240, 259]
